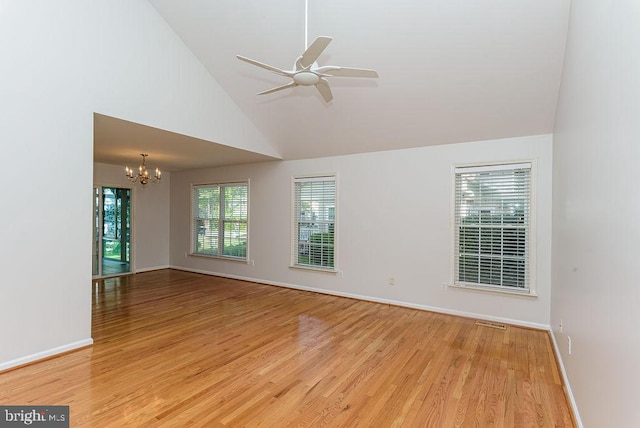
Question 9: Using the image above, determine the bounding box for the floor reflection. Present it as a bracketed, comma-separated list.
[101, 258, 130, 276]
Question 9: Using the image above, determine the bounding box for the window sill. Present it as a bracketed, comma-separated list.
[189, 253, 248, 263]
[289, 265, 339, 274]
[447, 283, 538, 299]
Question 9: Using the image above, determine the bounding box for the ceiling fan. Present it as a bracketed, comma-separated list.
[236, 2, 378, 102]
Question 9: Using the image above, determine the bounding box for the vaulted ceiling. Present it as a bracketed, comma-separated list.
[94, 0, 570, 171]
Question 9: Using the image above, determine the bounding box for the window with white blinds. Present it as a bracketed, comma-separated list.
[454, 163, 532, 292]
[192, 182, 248, 260]
[292, 176, 336, 270]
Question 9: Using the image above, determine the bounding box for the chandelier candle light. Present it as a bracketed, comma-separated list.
[125, 154, 162, 185]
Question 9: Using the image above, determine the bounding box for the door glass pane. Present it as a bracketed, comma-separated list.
[101, 187, 131, 276]
[92, 187, 99, 276]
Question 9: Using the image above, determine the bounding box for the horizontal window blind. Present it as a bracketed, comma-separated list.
[222, 185, 248, 258]
[193, 185, 220, 256]
[292, 176, 336, 269]
[193, 183, 248, 260]
[454, 163, 531, 290]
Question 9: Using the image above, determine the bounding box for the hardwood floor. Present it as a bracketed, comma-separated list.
[0, 270, 574, 427]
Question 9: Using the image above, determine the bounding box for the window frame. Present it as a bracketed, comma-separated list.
[450, 160, 537, 297]
[290, 174, 338, 273]
[190, 181, 249, 262]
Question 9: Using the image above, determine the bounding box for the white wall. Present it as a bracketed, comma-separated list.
[170, 135, 553, 327]
[552, 1, 640, 426]
[93, 163, 170, 272]
[0, 1, 275, 369]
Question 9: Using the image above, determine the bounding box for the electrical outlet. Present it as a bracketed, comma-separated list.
[567, 336, 572, 355]
[389, 277, 396, 286]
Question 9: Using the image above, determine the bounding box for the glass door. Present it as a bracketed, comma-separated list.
[93, 186, 132, 277]
[92, 187, 99, 276]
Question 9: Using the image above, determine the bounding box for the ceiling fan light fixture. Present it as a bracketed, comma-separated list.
[293, 71, 320, 86]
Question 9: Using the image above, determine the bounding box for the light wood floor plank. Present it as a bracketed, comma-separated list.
[0, 270, 574, 426]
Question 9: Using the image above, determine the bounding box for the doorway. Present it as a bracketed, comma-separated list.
[93, 186, 132, 277]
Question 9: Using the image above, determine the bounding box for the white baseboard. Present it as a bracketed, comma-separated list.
[169, 265, 549, 330]
[135, 265, 170, 273]
[0, 338, 93, 372]
[549, 330, 583, 427]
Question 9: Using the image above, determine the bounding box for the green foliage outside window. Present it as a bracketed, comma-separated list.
[301, 232, 334, 268]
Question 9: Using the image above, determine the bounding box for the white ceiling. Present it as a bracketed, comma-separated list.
[95, 0, 570, 170]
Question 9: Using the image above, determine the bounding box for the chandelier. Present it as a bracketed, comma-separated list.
[125, 154, 162, 185]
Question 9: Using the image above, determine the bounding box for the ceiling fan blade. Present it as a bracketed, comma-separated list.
[297, 36, 333, 70]
[257, 81, 298, 95]
[315, 78, 333, 102]
[315, 66, 379, 78]
[236, 55, 293, 77]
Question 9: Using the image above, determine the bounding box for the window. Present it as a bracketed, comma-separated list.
[453, 162, 532, 293]
[192, 182, 248, 260]
[292, 175, 336, 270]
